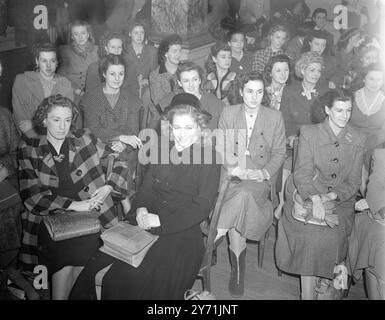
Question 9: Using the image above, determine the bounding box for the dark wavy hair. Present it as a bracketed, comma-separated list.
[125, 19, 148, 43]
[32, 42, 58, 61]
[99, 54, 127, 83]
[158, 34, 182, 65]
[263, 54, 291, 85]
[224, 28, 245, 43]
[68, 20, 95, 44]
[311, 8, 327, 20]
[164, 104, 211, 130]
[311, 88, 354, 124]
[205, 42, 232, 74]
[301, 29, 331, 56]
[175, 61, 205, 92]
[229, 72, 270, 106]
[33, 94, 78, 134]
[97, 31, 126, 58]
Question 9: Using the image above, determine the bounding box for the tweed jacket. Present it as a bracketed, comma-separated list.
[57, 44, 99, 92]
[149, 64, 178, 106]
[17, 129, 129, 267]
[80, 85, 142, 142]
[12, 71, 74, 136]
[85, 58, 139, 96]
[125, 43, 158, 79]
[217, 104, 286, 180]
[294, 120, 365, 203]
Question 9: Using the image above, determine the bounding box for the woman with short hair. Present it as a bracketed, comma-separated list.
[12, 43, 74, 138]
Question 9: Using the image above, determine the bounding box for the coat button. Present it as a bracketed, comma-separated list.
[260, 145, 263, 148]
[331, 173, 337, 178]
[335, 142, 339, 147]
[234, 153, 237, 156]
[332, 158, 339, 163]
[76, 169, 82, 176]
[235, 141, 238, 144]
[260, 132, 263, 135]
[327, 186, 333, 191]
[84, 186, 89, 192]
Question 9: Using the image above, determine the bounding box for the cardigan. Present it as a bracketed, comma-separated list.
[81, 85, 142, 142]
[57, 44, 99, 92]
[125, 43, 158, 79]
[12, 71, 74, 137]
[17, 129, 129, 268]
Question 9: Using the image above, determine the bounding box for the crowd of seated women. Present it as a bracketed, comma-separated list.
[1, 2, 384, 300]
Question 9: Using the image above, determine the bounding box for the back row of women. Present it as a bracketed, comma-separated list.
[4, 12, 385, 300]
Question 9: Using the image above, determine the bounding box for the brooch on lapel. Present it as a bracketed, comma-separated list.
[345, 133, 353, 143]
[53, 154, 65, 163]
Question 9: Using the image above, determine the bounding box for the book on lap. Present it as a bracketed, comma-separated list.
[43, 210, 101, 241]
[100, 221, 159, 268]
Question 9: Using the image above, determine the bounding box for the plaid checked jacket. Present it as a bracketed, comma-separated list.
[17, 129, 129, 268]
[252, 47, 285, 74]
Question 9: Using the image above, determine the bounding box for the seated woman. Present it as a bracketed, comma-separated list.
[348, 148, 385, 300]
[204, 42, 237, 105]
[148, 34, 182, 107]
[12, 43, 74, 138]
[252, 24, 289, 74]
[57, 20, 99, 103]
[214, 72, 286, 297]
[286, 22, 314, 62]
[85, 30, 138, 95]
[330, 28, 363, 89]
[124, 20, 158, 97]
[350, 45, 379, 91]
[264, 54, 291, 111]
[159, 61, 225, 130]
[69, 103, 221, 300]
[281, 52, 328, 144]
[350, 63, 384, 192]
[276, 88, 366, 300]
[225, 29, 254, 75]
[81, 54, 142, 204]
[300, 29, 338, 89]
[18, 94, 129, 300]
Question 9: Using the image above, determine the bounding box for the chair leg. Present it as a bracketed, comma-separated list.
[258, 227, 270, 268]
[201, 269, 211, 293]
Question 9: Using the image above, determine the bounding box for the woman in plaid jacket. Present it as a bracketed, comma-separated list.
[18, 94, 129, 299]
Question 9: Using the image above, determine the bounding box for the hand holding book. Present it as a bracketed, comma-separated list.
[136, 207, 161, 230]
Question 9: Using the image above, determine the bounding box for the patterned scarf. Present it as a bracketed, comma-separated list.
[70, 41, 95, 58]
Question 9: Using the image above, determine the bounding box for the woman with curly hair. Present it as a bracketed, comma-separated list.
[57, 20, 99, 102]
[70, 103, 221, 300]
[12, 43, 75, 138]
[18, 94, 129, 299]
[85, 30, 138, 95]
[204, 42, 237, 105]
[252, 24, 289, 74]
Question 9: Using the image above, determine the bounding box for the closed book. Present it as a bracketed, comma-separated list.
[0, 180, 21, 211]
[43, 210, 101, 241]
[100, 221, 158, 267]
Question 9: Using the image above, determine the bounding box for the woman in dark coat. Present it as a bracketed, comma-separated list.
[276, 88, 366, 300]
[70, 104, 221, 300]
[81, 54, 142, 199]
[18, 94, 129, 299]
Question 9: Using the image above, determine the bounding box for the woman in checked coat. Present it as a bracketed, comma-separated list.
[18, 94, 129, 299]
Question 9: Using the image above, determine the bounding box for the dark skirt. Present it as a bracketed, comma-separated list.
[275, 191, 355, 279]
[70, 224, 204, 300]
[37, 223, 101, 276]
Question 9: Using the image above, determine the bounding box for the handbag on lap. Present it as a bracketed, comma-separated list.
[100, 221, 158, 268]
[42, 210, 101, 241]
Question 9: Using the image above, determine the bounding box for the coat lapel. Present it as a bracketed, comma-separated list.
[38, 136, 57, 178]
